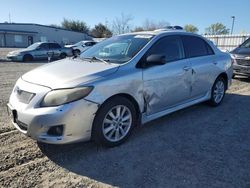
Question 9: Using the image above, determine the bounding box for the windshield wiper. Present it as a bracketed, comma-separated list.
[91, 56, 110, 64]
[80, 56, 111, 64]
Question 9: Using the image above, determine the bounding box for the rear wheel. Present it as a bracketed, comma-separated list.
[23, 54, 33, 62]
[92, 97, 136, 147]
[208, 77, 226, 106]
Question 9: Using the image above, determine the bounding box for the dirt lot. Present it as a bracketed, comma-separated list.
[0, 60, 250, 188]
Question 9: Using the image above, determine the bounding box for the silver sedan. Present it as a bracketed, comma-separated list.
[8, 29, 233, 147]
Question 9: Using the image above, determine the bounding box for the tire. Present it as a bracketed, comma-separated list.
[73, 49, 81, 56]
[23, 54, 33, 62]
[59, 53, 67, 59]
[92, 96, 137, 147]
[208, 76, 226, 106]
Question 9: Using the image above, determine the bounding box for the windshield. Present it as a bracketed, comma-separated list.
[240, 38, 250, 48]
[27, 43, 41, 50]
[80, 34, 154, 64]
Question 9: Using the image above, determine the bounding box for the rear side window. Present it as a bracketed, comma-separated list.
[182, 36, 214, 58]
[147, 36, 184, 62]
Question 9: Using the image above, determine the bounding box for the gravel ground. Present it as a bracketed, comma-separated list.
[0, 61, 250, 188]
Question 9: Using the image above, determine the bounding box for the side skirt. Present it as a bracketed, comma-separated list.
[141, 92, 211, 124]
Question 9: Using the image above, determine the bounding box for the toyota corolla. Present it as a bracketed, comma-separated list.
[8, 28, 233, 147]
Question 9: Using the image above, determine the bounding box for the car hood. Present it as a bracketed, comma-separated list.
[231, 47, 250, 56]
[21, 58, 120, 89]
[8, 49, 31, 55]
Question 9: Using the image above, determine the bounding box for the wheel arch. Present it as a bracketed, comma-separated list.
[97, 93, 141, 123]
[217, 72, 228, 90]
[23, 54, 33, 61]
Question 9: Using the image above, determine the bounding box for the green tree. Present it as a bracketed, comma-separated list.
[90, 23, 112, 38]
[205, 23, 229, 35]
[61, 18, 89, 33]
[184, 24, 199, 33]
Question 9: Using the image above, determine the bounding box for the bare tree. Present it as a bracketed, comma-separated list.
[112, 13, 133, 35]
[142, 19, 170, 31]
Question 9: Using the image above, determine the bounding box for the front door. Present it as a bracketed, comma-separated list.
[34, 43, 49, 60]
[142, 36, 192, 116]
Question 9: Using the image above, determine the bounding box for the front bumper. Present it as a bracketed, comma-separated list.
[8, 78, 99, 144]
[7, 54, 23, 61]
[233, 64, 250, 76]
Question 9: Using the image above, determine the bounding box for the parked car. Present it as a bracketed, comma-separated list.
[8, 28, 233, 147]
[230, 37, 250, 77]
[65, 40, 97, 56]
[7, 42, 73, 62]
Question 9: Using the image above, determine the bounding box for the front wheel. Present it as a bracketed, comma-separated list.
[92, 97, 137, 147]
[208, 77, 226, 106]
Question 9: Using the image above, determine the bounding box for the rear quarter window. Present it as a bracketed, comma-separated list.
[182, 35, 214, 58]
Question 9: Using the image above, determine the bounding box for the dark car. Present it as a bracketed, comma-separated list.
[230, 38, 250, 78]
[7, 42, 73, 62]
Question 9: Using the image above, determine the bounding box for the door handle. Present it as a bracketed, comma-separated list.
[183, 66, 191, 71]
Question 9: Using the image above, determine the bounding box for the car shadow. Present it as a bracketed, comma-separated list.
[38, 93, 250, 187]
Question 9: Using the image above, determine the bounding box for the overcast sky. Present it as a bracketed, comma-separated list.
[0, 0, 249, 33]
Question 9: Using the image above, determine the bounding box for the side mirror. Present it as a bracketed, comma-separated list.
[146, 54, 166, 65]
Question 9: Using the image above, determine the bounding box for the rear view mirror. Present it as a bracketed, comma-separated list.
[146, 54, 166, 65]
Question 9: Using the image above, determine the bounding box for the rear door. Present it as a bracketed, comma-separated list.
[142, 35, 192, 115]
[49, 43, 62, 58]
[181, 35, 218, 99]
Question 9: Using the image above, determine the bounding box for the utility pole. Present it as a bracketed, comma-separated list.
[8, 12, 11, 23]
[231, 16, 235, 34]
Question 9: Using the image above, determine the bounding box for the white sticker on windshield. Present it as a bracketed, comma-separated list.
[134, 35, 153, 39]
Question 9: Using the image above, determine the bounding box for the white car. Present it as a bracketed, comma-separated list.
[65, 41, 97, 56]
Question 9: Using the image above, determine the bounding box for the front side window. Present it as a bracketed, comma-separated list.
[39, 43, 49, 50]
[80, 34, 154, 64]
[146, 36, 184, 62]
[182, 35, 214, 58]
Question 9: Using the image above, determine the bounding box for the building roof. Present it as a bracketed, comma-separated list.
[0, 29, 38, 34]
[0, 23, 88, 34]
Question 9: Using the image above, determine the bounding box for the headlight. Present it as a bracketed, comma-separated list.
[40, 87, 93, 107]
